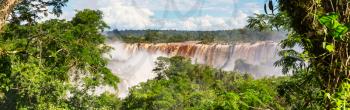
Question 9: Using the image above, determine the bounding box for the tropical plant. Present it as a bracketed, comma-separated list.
[0, 9, 120, 109]
[0, 0, 69, 30]
[248, 0, 350, 108]
[122, 56, 287, 110]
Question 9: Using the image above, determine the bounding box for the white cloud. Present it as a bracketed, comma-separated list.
[58, 0, 154, 29]
[98, 0, 154, 29]
[227, 10, 249, 28]
[242, 2, 262, 14]
[150, 10, 249, 30]
[54, 0, 261, 30]
[179, 15, 229, 30]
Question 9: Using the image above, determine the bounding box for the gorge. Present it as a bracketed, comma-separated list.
[105, 41, 282, 98]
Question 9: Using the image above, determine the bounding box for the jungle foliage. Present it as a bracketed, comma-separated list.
[1, 0, 350, 109]
[247, 0, 350, 109]
[107, 29, 284, 44]
[0, 9, 121, 109]
[122, 56, 288, 110]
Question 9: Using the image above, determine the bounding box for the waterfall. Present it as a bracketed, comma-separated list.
[105, 41, 282, 98]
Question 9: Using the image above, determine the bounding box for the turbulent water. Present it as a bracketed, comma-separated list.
[105, 41, 282, 98]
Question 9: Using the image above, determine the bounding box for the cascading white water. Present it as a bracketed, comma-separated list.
[105, 40, 282, 98]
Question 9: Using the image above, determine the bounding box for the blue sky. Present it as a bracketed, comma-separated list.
[59, 0, 265, 30]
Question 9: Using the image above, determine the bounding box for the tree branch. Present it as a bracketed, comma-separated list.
[0, 0, 21, 31]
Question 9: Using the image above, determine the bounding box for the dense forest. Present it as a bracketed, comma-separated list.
[106, 29, 284, 44]
[123, 56, 288, 109]
[0, 0, 349, 109]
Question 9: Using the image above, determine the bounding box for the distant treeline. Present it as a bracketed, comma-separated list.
[106, 29, 284, 43]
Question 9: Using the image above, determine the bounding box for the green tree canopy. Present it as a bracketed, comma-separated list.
[248, 0, 350, 109]
[0, 9, 120, 109]
[122, 56, 286, 110]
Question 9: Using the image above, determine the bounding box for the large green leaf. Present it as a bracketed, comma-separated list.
[319, 13, 339, 29]
[331, 25, 348, 40]
[318, 13, 348, 40]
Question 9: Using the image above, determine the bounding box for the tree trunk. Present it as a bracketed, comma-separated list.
[0, 0, 20, 31]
